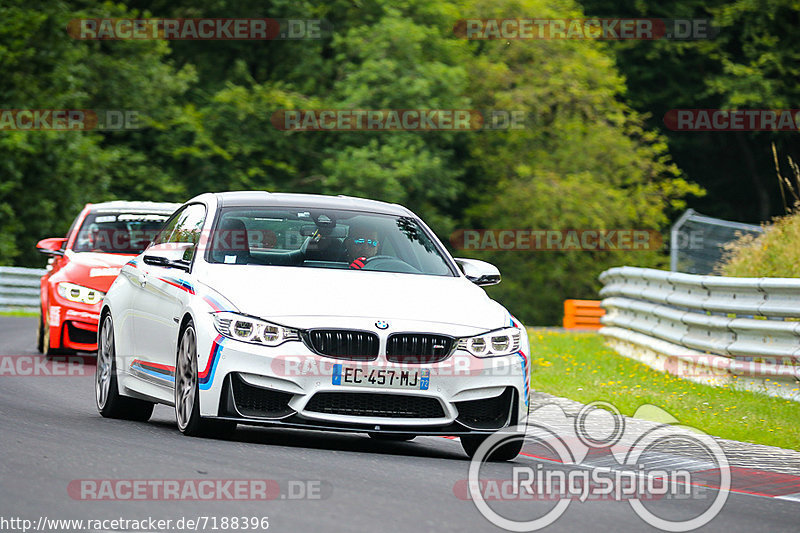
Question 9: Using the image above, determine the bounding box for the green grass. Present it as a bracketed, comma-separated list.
[528, 330, 800, 451]
[0, 310, 38, 317]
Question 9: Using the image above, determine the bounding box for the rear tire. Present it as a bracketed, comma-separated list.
[175, 322, 236, 438]
[461, 434, 523, 462]
[36, 313, 45, 354]
[95, 314, 154, 421]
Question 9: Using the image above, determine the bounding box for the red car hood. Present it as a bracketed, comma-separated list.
[62, 251, 135, 292]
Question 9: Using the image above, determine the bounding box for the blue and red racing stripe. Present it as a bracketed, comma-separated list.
[130, 336, 223, 389]
[199, 335, 224, 390]
[131, 359, 175, 383]
[159, 276, 195, 295]
[510, 316, 530, 406]
[516, 350, 530, 406]
[203, 293, 235, 312]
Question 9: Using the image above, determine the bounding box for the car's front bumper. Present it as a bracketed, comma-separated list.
[47, 299, 101, 352]
[195, 334, 530, 435]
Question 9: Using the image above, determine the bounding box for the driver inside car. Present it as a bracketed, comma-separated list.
[345, 223, 380, 269]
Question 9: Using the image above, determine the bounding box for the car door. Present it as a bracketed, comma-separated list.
[132, 203, 206, 370]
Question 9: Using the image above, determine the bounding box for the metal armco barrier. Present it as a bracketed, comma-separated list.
[563, 299, 604, 329]
[0, 266, 45, 312]
[599, 266, 800, 401]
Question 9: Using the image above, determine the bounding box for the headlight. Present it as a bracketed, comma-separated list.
[212, 312, 300, 346]
[57, 282, 105, 305]
[457, 327, 521, 357]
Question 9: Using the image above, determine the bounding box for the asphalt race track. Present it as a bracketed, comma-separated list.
[0, 316, 797, 533]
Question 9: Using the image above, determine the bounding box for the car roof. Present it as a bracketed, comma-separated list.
[88, 201, 182, 214]
[212, 191, 414, 217]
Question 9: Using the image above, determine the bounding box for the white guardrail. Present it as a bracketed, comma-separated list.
[0, 266, 45, 312]
[599, 266, 800, 401]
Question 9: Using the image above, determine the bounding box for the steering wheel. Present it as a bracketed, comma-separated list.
[361, 255, 420, 273]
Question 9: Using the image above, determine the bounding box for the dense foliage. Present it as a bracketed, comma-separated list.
[717, 208, 800, 277]
[581, 0, 800, 221]
[3, 0, 795, 323]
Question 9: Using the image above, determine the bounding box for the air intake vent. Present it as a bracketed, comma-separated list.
[386, 333, 455, 364]
[304, 330, 379, 360]
[231, 374, 295, 419]
[455, 387, 514, 430]
[305, 392, 445, 418]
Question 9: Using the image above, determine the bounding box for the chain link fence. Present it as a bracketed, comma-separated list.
[670, 209, 763, 275]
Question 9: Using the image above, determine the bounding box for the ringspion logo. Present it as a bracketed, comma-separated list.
[464, 402, 730, 531]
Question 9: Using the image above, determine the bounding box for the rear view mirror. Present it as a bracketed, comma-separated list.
[143, 242, 194, 271]
[454, 258, 501, 286]
[300, 224, 347, 238]
[36, 237, 67, 256]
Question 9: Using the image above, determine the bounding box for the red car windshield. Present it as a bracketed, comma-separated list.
[72, 212, 171, 254]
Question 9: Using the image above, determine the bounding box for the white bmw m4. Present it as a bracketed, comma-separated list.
[96, 192, 530, 460]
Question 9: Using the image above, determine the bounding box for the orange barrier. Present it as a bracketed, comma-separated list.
[563, 299, 605, 329]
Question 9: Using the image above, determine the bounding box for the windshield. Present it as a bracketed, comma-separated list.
[72, 212, 172, 254]
[206, 208, 455, 276]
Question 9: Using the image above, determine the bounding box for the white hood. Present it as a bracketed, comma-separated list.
[197, 264, 508, 329]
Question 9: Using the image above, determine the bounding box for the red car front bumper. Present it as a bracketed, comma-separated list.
[46, 300, 101, 352]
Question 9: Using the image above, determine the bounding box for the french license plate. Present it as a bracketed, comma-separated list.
[332, 364, 429, 390]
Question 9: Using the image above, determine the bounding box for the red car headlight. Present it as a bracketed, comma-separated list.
[57, 282, 105, 305]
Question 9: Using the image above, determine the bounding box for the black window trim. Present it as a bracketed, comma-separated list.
[203, 205, 459, 277]
[147, 201, 208, 274]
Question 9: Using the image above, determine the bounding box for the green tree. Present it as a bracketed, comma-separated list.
[0, 0, 193, 266]
[457, 0, 702, 324]
[580, 0, 800, 222]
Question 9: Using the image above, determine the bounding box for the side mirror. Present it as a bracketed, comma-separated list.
[36, 237, 67, 256]
[454, 258, 501, 286]
[143, 243, 193, 272]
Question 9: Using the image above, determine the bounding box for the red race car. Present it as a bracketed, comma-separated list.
[36, 201, 181, 355]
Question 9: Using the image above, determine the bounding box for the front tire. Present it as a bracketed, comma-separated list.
[175, 322, 236, 438]
[41, 310, 75, 357]
[461, 434, 523, 462]
[95, 314, 154, 421]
